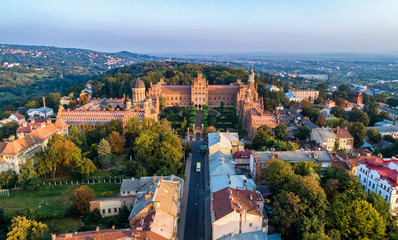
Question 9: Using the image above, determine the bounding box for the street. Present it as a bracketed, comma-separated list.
[182, 140, 210, 240]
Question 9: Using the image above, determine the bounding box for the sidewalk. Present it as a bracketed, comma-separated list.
[204, 154, 211, 240]
[177, 153, 192, 240]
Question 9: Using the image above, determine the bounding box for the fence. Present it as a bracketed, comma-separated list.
[0, 189, 9, 197]
[40, 177, 122, 187]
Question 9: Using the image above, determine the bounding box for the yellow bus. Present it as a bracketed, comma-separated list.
[196, 162, 201, 172]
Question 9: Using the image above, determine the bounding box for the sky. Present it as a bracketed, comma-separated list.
[1, 0, 398, 55]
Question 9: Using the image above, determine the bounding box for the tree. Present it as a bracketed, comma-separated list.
[349, 122, 367, 148]
[329, 199, 386, 240]
[264, 159, 294, 193]
[159, 118, 172, 133]
[24, 100, 39, 111]
[273, 191, 306, 238]
[72, 185, 95, 214]
[107, 131, 125, 155]
[380, 110, 389, 120]
[0, 170, 17, 189]
[159, 95, 167, 110]
[367, 128, 382, 144]
[206, 126, 217, 134]
[330, 106, 345, 118]
[294, 161, 320, 177]
[18, 160, 40, 189]
[316, 115, 327, 127]
[117, 206, 130, 228]
[220, 101, 224, 112]
[253, 125, 269, 149]
[0, 207, 10, 239]
[294, 126, 310, 140]
[274, 124, 287, 141]
[68, 126, 87, 149]
[347, 109, 370, 126]
[133, 132, 183, 175]
[6, 216, 48, 240]
[97, 138, 113, 169]
[35, 135, 92, 178]
[45, 92, 61, 111]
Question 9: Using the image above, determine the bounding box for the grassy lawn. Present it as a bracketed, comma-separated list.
[0, 183, 121, 217]
[43, 217, 81, 235]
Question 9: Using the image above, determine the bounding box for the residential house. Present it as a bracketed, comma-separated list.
[367, 125, 398, 139]
[211, 187, 264, 240]
[322, 99, 335, 109]
[209, 151, 236, 176]
[251, 150, 333, 183]
[208, 131, 243, 156]
[357, 158, 398, 211]
[0, 119, 69, 173]
[311, 127, 354, 152]
[26, 107, 54, 118]
[89, 196, 136, 217]
[129, 176, 183, 240]
[90, 175, 183, 218]
[288, 89, 319, 101]
[210, 174, 256, 193]
[233, 149, 252, 170]
[8, 113, 25, 124]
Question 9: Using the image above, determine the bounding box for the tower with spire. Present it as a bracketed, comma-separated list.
[248, 67, 255, 84]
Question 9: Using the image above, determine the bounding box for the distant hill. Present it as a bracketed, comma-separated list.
[0, 44, 165, 110]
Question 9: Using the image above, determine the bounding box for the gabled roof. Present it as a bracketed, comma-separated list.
[56, 229, 134, 240]
[212, 187, 263, 222]
[233, 149, 251, 159]
[0, 135, 36, 155]
[10, 113, 24, 120]
[210, 175, 256, 193]
[209, 151, 236, 176]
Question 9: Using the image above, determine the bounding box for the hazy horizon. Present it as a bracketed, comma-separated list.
[1, 0, 398, 55]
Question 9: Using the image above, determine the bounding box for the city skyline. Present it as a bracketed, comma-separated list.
[1, 0, 398, 55]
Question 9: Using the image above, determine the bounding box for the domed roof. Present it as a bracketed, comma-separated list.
[132, 79, 145, 89]
[101, 99, 109, 105]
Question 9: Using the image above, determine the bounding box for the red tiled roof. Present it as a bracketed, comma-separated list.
[233, 150, 251, 159]
[212, 187, 262, 221]
[332, 128, 353, 139]
[162, 85, 191, 95]
[366, 158, 384, 166]
[11, 113, 24, 120]
[208, 85, 240, 95]
[56, 229, 134, 240]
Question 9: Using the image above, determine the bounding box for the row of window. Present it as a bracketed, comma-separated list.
[102, 207, 121, 214]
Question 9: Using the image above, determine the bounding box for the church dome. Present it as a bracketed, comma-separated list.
[132, 79, 145, 89]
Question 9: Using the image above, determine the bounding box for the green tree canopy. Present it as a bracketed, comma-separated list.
[6, 216, 48, 240]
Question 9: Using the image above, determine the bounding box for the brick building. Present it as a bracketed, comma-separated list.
[348, 92, 363, 105]
[58, 79, 159, 131]
[148, 70, 279, 139]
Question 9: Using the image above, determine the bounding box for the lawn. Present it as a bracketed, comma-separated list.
[43, 217, 81, 235]
[0, 183, 121, 217]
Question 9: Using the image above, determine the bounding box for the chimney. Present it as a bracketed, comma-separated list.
[250, 194, 253, 200]
[96, 226, 99, 233]
[43, 96, 47, 118]
[52, 234, 56, 240]
[112, 225, 115, 230]
[253, 187, 256, 192]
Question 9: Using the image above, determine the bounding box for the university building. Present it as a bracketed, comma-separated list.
[148, 69, 279, 139]
[58, 69, 279, 139]
[57, 79, 159, 131]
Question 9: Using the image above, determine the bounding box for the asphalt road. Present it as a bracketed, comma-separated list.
[183, 140, 210, 240]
